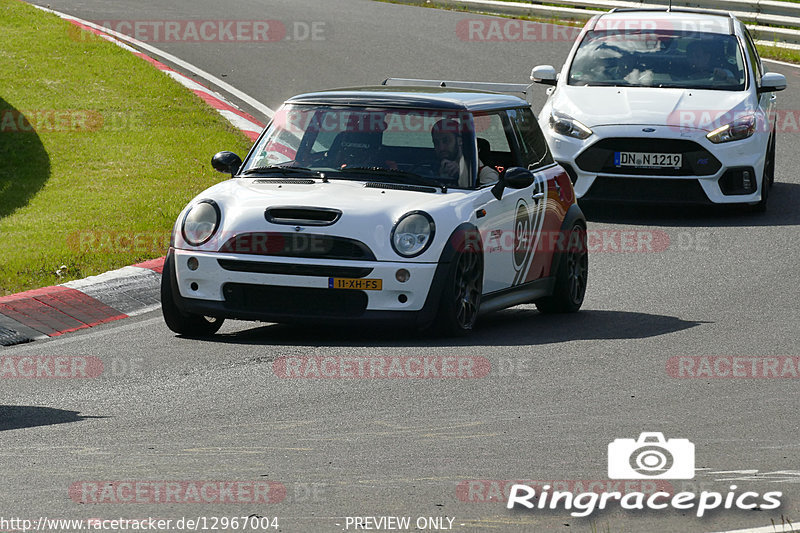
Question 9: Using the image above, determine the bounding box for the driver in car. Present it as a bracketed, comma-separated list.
[686, 41, 736, 83]
[431, 119, 499, 188]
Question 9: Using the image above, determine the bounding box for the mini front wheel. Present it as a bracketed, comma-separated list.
[435, 236, 483, 336]
[161, 254, 224, 336]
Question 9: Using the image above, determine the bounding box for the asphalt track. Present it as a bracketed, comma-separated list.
[6, 1, 800, 531]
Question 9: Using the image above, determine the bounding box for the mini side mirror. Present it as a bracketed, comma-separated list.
[504, 167, 536, 189]
[212, 151, 243, 177]
[491, 167, 535, 200]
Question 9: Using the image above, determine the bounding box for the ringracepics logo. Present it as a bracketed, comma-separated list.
[506, 433, 783, 518]
[608, 432, 694, 479]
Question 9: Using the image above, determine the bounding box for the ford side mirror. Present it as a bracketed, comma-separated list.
[758, 72, 787, 93]
[531, 65, 557, 86]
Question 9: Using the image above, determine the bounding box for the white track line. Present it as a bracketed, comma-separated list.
[763, 57, 800, 69]
[31, 4, 275, 119]
[708, 525, 799, 533]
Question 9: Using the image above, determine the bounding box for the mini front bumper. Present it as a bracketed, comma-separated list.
[167, 249, 448, 326]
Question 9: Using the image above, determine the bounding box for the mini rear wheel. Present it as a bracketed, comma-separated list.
[535, 223, 588, 314]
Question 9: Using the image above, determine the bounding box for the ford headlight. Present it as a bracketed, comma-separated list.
[549, 110, 593, 140]
[182, 200, 220, 246]
[706, 114, 756, 144]
[391, 212, 435, 258]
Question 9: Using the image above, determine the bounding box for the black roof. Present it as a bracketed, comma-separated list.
[285, 86, 529, 111]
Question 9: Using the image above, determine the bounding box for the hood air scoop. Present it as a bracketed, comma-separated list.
[265, 207, 342, 226]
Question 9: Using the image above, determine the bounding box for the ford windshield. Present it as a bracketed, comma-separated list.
[568, 30, 746, 90]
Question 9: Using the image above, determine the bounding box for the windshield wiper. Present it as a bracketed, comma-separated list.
[242, 165, 323, 177]
[340, 167, 448, 192]
[582, 81, 634, 87]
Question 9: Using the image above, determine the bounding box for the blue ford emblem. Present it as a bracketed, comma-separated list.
[642, 128, 656, 132]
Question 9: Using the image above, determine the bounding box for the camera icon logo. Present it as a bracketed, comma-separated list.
[608, 432, 695, 479]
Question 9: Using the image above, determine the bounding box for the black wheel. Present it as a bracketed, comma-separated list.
[161, 254, 224, 336]
[535, 223, 588, 314]
[435, 236, 483, 336]
[753, 131, 775, 213]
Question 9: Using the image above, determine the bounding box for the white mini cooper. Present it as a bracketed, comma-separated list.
[161, 82, 588, 337]
[531, 9, 786, 211]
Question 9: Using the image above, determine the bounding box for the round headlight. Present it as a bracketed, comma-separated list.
[182, 200, 220, 246]
[391, 212, 435, 258]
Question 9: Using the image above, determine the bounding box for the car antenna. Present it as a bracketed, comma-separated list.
[667, 0, 672, 12]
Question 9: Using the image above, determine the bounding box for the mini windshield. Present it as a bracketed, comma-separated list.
[243, 105, 478, 189]
[568, 30, 746, 90]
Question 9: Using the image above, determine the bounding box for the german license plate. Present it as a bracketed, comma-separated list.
[614, 152, 682, 168]
[328, 278, 382, 290]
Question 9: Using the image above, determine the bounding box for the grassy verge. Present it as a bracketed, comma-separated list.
[0, 0, 253, 294]
[757, 43, 800, 64]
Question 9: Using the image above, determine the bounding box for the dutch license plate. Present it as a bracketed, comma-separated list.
[328, 278, 382, 290]
[614, 152, 682, 168]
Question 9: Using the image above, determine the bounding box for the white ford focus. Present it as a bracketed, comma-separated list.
[531, 9, 786, 211]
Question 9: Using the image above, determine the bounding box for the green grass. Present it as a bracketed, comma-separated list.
[378, 0, 589, 26]
[0, 0, 253, 294]
[757, 42, 800, 64]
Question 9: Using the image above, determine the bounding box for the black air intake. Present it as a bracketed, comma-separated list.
[265, 207, 342, 226]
